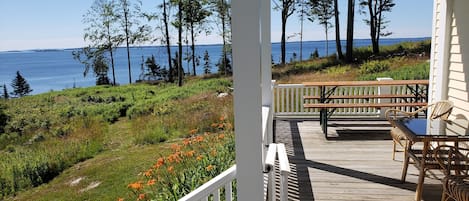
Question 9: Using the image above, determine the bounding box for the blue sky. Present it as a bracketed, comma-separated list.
[0, 0, 433, 51]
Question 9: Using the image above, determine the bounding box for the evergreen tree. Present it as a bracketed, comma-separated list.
[216, 53, 231, 75]
[2, 84, 8, 99]
[203, 50, 211, 74]
[0, 103, 7, 134]
[10, 71, 32, 97]
[72, 47, 110, 86]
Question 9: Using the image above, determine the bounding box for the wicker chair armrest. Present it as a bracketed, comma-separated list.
[385, 108, 423, 127]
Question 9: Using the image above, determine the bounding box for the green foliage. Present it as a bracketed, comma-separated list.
[359, 62, 430, 81]
[0, 118, 105, 198]
[72, 47, 111, 85]
[134, 126, 169, 145]
[272, 57, 340, 79]
[0, 103, 7, 134]
[2, 84, 8, 99]
[203, 50, 211, 74]
[352, 39, 431, 62]
[359, 60, 390, 74]
[123, 119, 235, 200]
[311, 48, 319, 60]
[216, 53, 232, 75]
[0, 78, 232, 198]
[10, 71, 33, 97]
[142, 55, 168, 81]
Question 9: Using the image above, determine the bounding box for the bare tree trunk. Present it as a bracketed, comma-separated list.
[178, 0, 183, 86]
[281, 17, 287, 65]
[299, 0, 304, 62]
[325, 25, 329, 56]
[107, 29, 116, 86]
[221, 0, 227, 75]
[163, 0, 173, 82]
[368, 0, 379, 54]
[333, 0, 343, 61]
[124, 9, 132, 84]
[191, 22, 196, 76]
[109, 46, 116, 85]
[346, 0, 355, 62]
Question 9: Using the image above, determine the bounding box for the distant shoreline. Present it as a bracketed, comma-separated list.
[0, 37, 431, 53]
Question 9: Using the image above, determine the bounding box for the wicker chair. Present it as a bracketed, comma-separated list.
[385, 100, 454, 160]
[434, 145, 469, 201]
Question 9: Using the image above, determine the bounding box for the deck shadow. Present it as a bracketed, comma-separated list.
[277, 119, 443, 201]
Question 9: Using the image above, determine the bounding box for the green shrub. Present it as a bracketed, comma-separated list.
[134, 127, 169, 145]
[359, 62, 430, 80]
[359, 60, 391, 74]
[0, 104, 7, 134]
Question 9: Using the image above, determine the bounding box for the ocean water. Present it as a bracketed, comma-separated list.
[0, 37, 429, 95]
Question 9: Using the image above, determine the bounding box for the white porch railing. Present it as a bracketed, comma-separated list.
[273, 81, 424, 117]
[179, 165, 236, 201]
[265, 143, 291, 201]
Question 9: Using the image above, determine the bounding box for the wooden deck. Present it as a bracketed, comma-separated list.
[274, 118, 443, 201]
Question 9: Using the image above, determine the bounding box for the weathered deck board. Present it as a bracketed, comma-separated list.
[275, 119, 443, 201]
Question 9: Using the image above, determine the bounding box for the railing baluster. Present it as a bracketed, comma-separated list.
[281, 87, 285, 114]
[286, 87, 290, 113]
[213, 189, 220, 201]
[225, 182, 232, 201]
[295, 87, 299, 113]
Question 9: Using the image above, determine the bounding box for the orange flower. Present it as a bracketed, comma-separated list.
[167, 166, 174, 173]
[167, 153, 181, 163]
[196, 155, 203, 161]
[153, 157, 165, 169]
[171, 144, 181, 152]
[218, 133, 225, 139]
[206, 165, 214, 171]
[117, 198, 124, 201]
[218, 123, 224, 129]
[183, 138, 191, 146]
[144, 169, 152, 177]
[210, 149, 217, 156]
[138, 193, 145, 200]
[219, 116, 225, 121]
[196, 136, 204, 143]
[147, 179, 156, 186]
[128, 181, 143, 190]
[189, 129, 198, 135]
[185, 150, 196, 157]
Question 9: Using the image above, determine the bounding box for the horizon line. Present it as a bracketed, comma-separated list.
[0, 36, 431, 53]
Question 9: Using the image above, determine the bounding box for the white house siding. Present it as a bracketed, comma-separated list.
[447, 0, 469, 117]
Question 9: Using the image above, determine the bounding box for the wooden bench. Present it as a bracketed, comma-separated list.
[302, 80, 429, 136]
[303, 94, 422, 100]
[303, 102, 427, 109]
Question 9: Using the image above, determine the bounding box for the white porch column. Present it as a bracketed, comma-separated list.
[429, 0, 453, 103]
[261, 0, 273, 144]
[232, 0, 264, 200]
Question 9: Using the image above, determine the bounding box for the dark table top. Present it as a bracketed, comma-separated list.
[396, 118, 469, 140]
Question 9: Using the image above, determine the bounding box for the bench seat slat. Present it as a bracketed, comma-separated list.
[303, 94, 423, 100]
[304, 102, 427, 109]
